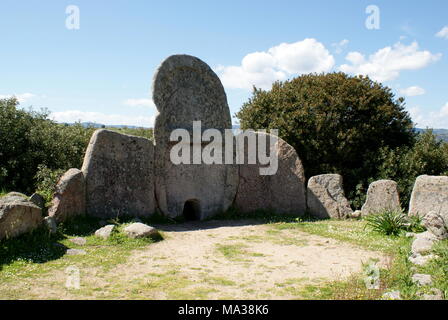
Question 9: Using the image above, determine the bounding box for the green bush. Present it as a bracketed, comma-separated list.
[376, 130, 448, 209]
[0, 97, 95, 194]
[236, 72, 415, 203]
[365, 210, 409, 236]
[364, 209, 425, 236]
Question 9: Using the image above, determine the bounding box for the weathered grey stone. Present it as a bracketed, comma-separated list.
[422, 211, 448, 240]
[382, 291, 401, 300]
[411, 231, 438, 255]
[0, 195, 42, 240]
[406, 232, 416, 238]
[95, 225, 115, 239]
[82, 129, 155, 218]
[307, 174, 353, 219]
[43, 216, 57, 234]
[419, 288, 444, 300]
[68, 237, 87, 246]
[409, 253, 436, 266]
[361, 180, 401, 216]
[48, 168, 86, 223]
[234, 132, 306, 215]
[123, 222, 159, 239]
[66, 249, 86, 256]
[409, 176, 448, 222]
[152, 54, 238, 220]
[412, 274, 433, 286]
[29, 193, 45, 209]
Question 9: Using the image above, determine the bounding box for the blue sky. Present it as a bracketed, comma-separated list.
[1, 0, 447, 128]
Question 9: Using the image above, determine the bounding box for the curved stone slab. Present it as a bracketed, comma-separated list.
[152, 55, 238, 219]
[82, 129, 155, 218]
[234, 132, 306, 215]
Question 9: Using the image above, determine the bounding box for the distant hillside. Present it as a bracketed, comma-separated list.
[415, 128, 448, 142]
[62, 122, 150, 129]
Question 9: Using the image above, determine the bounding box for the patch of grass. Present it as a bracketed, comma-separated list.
[215, 243, 249, 261]
[0, 215, 163, 299]
[211, 206, 310, 224]
[270, 219, 408, 253]
[204, 276, 237, 286]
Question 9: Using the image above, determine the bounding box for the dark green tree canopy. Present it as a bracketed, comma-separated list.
[236, 72, 416, 199]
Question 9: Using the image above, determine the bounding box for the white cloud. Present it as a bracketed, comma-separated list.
[435, 26, 448, 39]
[332, 39, 349, 54]
[50, 110, 156, 127]
[0, 93, 36, 103]
[123, 98, 155, 108]
[339, 41, 441, 82]
[409, 103, 448, 129]
[217, 38, 335, 90]
[398, 86, 426, 97]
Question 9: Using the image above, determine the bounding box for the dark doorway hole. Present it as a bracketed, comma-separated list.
[183, 199, 201, 221]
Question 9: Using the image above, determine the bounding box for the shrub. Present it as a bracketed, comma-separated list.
[376, 130, 448, 209]
[236, 72, 415, 202]
[0, 97, 95, 194]
[364, 209, 426, 236]
[364, 210, 409, 236]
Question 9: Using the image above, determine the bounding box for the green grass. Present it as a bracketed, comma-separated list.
[264, 217, 446, 300]
[0, 215, 163, 299]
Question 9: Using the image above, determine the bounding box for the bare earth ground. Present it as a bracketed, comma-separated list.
[1, 220, 386, 299]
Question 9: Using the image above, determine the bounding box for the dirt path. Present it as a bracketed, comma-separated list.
[108, 220, 386, 299]
[2, 220, 386, 299]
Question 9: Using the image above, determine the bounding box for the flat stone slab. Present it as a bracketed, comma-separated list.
[409, 175, 448, 219]
[307, 174, 353, 219]
[234, 132, 306, 215]
[82, 129, 156, 218]
[66, 249, 87, 256]
[68, 237, 87, 246]
[361, 180, 401, 216]
[95, 225, 115, 239]
[124, 223, 159, 239]
[412, 274, 432, 286]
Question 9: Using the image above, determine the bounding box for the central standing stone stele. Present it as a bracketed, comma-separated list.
[152, 55, 239, 220]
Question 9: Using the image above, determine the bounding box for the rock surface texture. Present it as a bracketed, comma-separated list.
[152, 54, 238, 220]
[409, 175, 448, 219]
[234, 132, 306, 215]
[0, 193, 42, 240]
[307, 174, 353, 219]
[123, 223, 159, 239]
[48, 168, 86, 223]
[82, 129, 155, 218]
[361, 180, 401, 216]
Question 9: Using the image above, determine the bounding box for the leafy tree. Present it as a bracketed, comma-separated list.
[236, 73, 415, 204]
[0, 98, 95, 194]
[376, 130, 448, 209]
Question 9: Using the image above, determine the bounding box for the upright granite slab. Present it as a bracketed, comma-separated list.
[152, 54, 238, 220]
[361, 180, 401, 216]
[234, 131, 306, 215]
[307, 174, 353, 219]
[48, 168, 86, 223]
[409, 175, 448, 218]
[81, 129, 155, 218]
